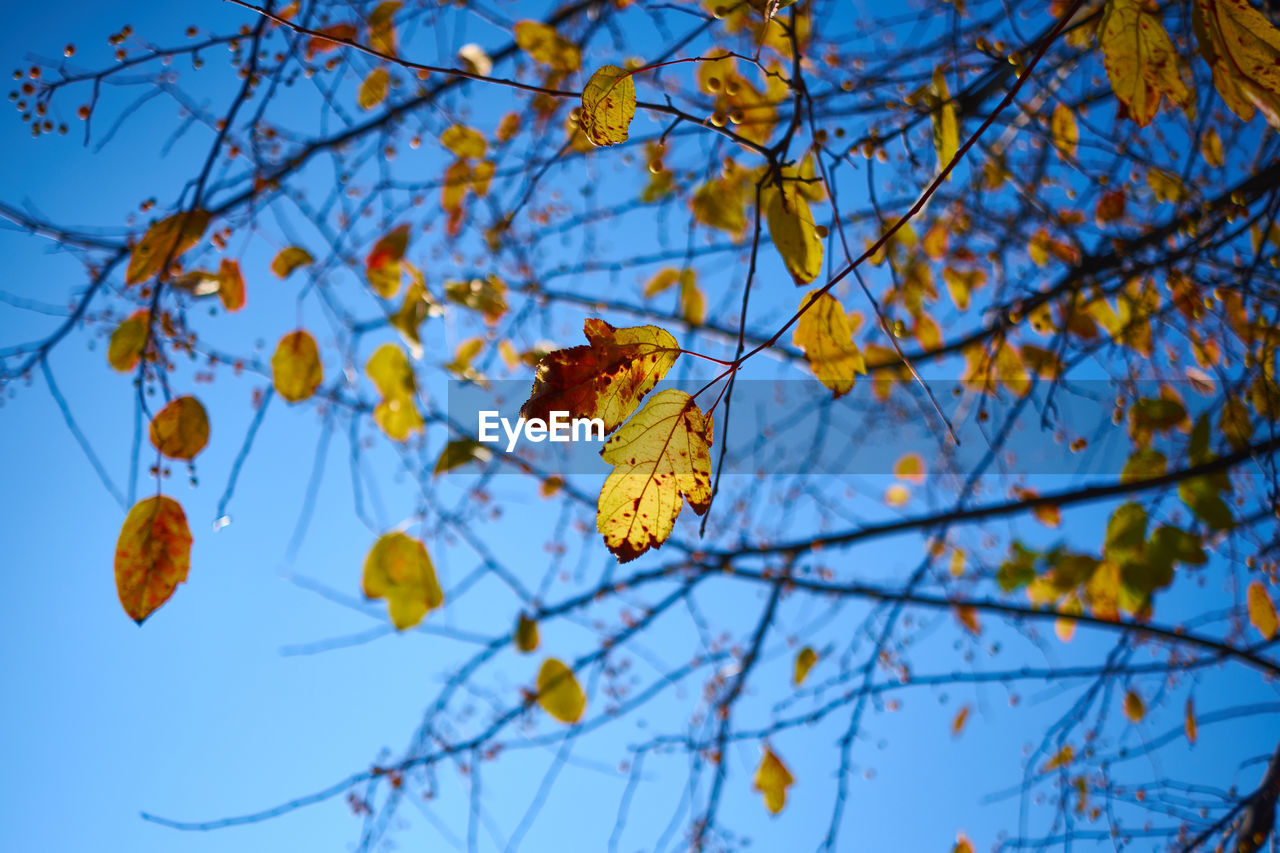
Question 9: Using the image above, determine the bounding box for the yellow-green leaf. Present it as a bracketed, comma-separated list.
[366, 223, 410, 298]
[515, 612, 540, 653]
[514, 20, 581, 72]
[108, 310, 150, 372]
[1201, 127, 1224, 167]
[644, 268, 680, 298]
[1099, 0, 1192, 127]
[1193, 0, 1280, 129]
[521, 318, 680, 435]
[597, 389, 712, 562]
[679, 270, 705, 326]
[271, 330, 323, 403]
[1050, 103, 1078, 159]
[753, 747, 794, 815]
[390, 265, 433, 358]
[358, 67, 390, 110]
[368, 1, 401, 55]
[444, 275, 508, 324]
[148, 395, 210, 460]
[929, 66, 958, 173]
[362, 531, 442, 630]
[1248, 580, 1278, 639]
[793, 646, 818, 686]
[433, 439, 492, 475]
[114, 496, 192, 624]
[580, 65, 636, 147]
[1043, 744, 1074, 772]
[765, 181, 824, 285]
[270, 246, 313, 278]
[441, 124, 487, 159]
[126, 209, 211, 285]
[536, 657, 586, 723]
[367, 343, 424, 441]
[793, 290, 865, 397]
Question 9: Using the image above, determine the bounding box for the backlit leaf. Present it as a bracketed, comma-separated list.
[362, 531, 442, 630]
[793, 290, 865, 397]
[793, 646, 818, 686]
[148, 395, 210, 461]
[445, 275, 508, 324]
[1248, 580, 1278, 639]
[271, 330, 323, 403]
[514, 20, 581, 72]
[366, 223, 409, 298]
[457, 43, 493, 76]
[126, 209, 210, 285]
[306, 23, 357, 59]
[764, 182, 823, 285]
[929, 66, 958, 173]
[367, 343, 424, 441]
[753, 747, 794, 815]
[1124, 689, 1145, 722]
[114, 496, 192, 624]
[580, 65, 636, 147]
[441, 124, 487, 159]
[1098, 0, 1192, 127]
[390, 267, 433, 358]
[107, 310, 150, 372]
[358, 67, 390, 110]
[270, 246, 313, 278]
[597, 390, 712, 562]
[894, 453, 926, 484]
[368, 1, 400, 55]
[434, 439, 492, 475]
[644, 268, 680, 298]
[1050, 103, 1078, 159]
[1201, 127, 1224, 167]
[521, 318, 679, 435]
[679, 270, 705, 326]
[536, 657, 586, 723]
[216, 258, 245, 312]
[1193, 0, 1280, 129]
[515, 613, 540, 653]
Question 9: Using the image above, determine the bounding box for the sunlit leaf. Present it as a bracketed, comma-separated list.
[894, 453, 926, 484]
[358, 67, 390, 110]
[108, 310, 150, 372]
[434, 439, 492, 475]
[1050, 103, 1078, 159]
[457, 43, 492, 76]
[271, 330, 323, 403]
[1124, 689, 1145, 722]
[929, 66, 958, 173]
[644, 268, 680, 298]
[126, 209, 211, 285]
[765, 182, 823, 285]
[270, 246, 313, 278]
[441, 124, 487, 159]
[580, 65, 636, 147]
[1098, 0, 1192, 127]
[536, 657, 586, 723]
[793, 646, 818, 686]
[114, 496, 192, 624]
[679, 270, 705, 326]
[885, 482, 911, 507]
[753, 747, 794, 815]
[521, 318, 679, 435]
[514, 20, 581, 72]
[1248, 580, 1278, 639]
[597, 390, 712, 562]
[953, 834, 975, 853]
[1201, 127, 1224, 168]
[306, 23, 357, 60]
[1043, 744, 1074, 772]
[148, 395, 210, 461]
[367, 343, 424, 441]
[793, 290, 865, 397]
[515, 612, 540, 653]
[1193, 0, 1280, 129]
[216, 258, 245, 312]
[368, 1, 401, 55]
[445, 275, 507, 324]
[362, 531, 442, 630]
[366, 223, 410, 298]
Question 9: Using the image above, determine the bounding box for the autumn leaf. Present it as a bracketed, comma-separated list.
[597, 390, 712, 562]
[216, 258, 245, 312]
[441, 124, 487, 159]
[126, 209, 210, 285]
[1095, 189, 1126, 225]
[953, 834, 975, 853]
[1043, 744, 1074, 772]
[679, 270, 705, 326]
[434, 439, 492, 475]
[894, 453, 926, 484]
[515, 612, 540, 653]
[1248, 580, 1278, 639]
[793, 646, 818, 686]
[306, 23, 357, 60]
[1201, 127, 1224, 167]
[1185, 697, 1198, 744]
[764, 182, 824, 285]
[445, 276, 507, 324]
[793, 291, 865, 397]
[108, 310, 150, 372]
[536, 657, 586, 723]
[362, 531, 442, 630]
[955, 605, 981, 635]
[580, 65, 636, 147]
[271, 330, 323, 403]
[514, 20, 581, 72]
[148, 395, 210, 461]
[521, 318, 679, 435]
[1124, 689, 1146, 722]
[943, 267, 986, 312]
[1193, 0, 1280, 129]
[114, 495, 192, 624]
[367, 1, 401, 55]
[1098, 0, 1192, 127]
[753, 747, 794, 815]
[390, 267, 433, 358]
[358, 67, 390, 110]
[270, 246, 313, 278]
[367, 343, 424, 441]
[929, 66, 958, 174]
[366, 223, 410, 298]
[1050, 103, 1078, 159]
[644, 268, 680, 298]
[952, 705, 971, 736]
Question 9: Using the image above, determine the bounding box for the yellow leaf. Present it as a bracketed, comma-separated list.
[1050, 103, 1078, 159]
[1193, 0, 1280, 129]
[1147, 167, 1187, 202]
[514, 20, 581, 72]
[217, 258, 245, 312]
[1185, 697, 1198, 744]
[270, 246, 313, 278]
[1248, 580, 1278, 639]
[536, 657, 586, 723]
[691, 177, 747, 236]
[433, 439, 492, 475]
[929, 66, 958, 174]
[1124, 689, 1145, 722]
[271, 330, 323, 403]
[390, 266, 432, 358]
[444, 275, 507, 324]
[446, 337, 485, 379]
[885, 483, 910, 507]
[367, 344, 423, 441]
[943, 267, 986, 312]
[753, 747, 794, 815]
[679, 270, 705, 326]
[107, 310, 150, 372]
[114, 496, 192, 624]
[793, 646, 818, 686]
[470, 160, 496, 197]
[126, 210, 211, 285]
[953, 833, 975, 853]
[368, 1, 401, 55]
[1098, 0, 1192, 127]
[515, 612, 540, 653]
[361, 531, 442, 630]
[521, 319, 680, 435]
[358, 67, 390, 110]
[894, 452, 926, 484]
[366, 223, 409, 298]
[793, 290, 865, 397]
[580, 65, 636, 147]
[1043, 744, 1074, 772]
[644, 268, 680, 298]
[951, 704, 971, 736]
[950, 549, 966, 577]
[1201, 127, 1224, 167]
[148, 395, 210, 461]
[765, 182, 824, 285]
[441, 124, 487, 159]
[597, 390, 712, 562]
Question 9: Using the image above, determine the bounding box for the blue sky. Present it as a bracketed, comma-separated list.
[2, 1, 1279, 852]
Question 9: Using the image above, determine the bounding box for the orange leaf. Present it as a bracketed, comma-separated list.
[107, 310, 150, 372]
[126, 210, 210, 285]
[148, 396, 210, 460]
[306, 24, 357, 60]
[217, 258, 245, 312]
[114, 496, 192, 624]
[952, 704, 971, 736]
[1124, 689, 1145, 723]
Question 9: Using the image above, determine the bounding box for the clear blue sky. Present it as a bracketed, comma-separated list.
[2, 2, 1277, 852]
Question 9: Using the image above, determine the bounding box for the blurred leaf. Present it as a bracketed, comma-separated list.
[1248, 581, 1278, 640]
[434, 439, 492, 475]
[536, 658, 586, 723]
[358, 67, 390, 110]
[270, 246, 313, 278]
[148, 395, 210, 461]
[362, 532, 442, 630]
[793, 290, 865, 397]
[753, 747, 794, 815]
[217, 258, 245, 312]
[515, 613, 540, 653]
[271, 330, 323, 403]
[126, 210, 210, 285]
[107, 310, 150, 372]
[793, 646, 818, 686]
